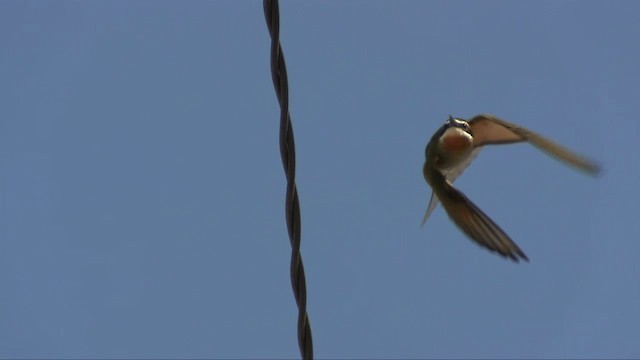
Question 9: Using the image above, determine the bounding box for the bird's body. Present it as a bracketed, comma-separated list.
[435, 123, 475, 168]
[422, 114, 599, 262]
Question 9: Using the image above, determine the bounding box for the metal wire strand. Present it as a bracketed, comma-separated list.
[263, 1, 313, 359]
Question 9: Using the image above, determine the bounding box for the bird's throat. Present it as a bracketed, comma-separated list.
[439, 128, 473, 152]
[436, 128, 474, 169]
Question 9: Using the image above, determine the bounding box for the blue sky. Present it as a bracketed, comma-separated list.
[1, 1, 639, 358]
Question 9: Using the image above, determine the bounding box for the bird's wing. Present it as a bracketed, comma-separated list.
[468, 114, 600, 175]
[421, 147, 482, 227]
[438, 178, 529, 262]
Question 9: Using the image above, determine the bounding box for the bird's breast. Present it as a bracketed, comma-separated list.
[441, 134, 472, 152]
[436, 128, 474, 169]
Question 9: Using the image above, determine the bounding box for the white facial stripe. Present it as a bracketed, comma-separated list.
[454, 119, 468, 127]
[443, 118, 469, 128]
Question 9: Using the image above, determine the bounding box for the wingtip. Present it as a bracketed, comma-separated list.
[503, 249, 529, 263]
[515, 248, 529, 262]
[511, 253, 529, 263]
[586, 162, 603, 177]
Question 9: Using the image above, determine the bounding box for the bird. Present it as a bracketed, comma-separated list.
[422, 114, 600, 262]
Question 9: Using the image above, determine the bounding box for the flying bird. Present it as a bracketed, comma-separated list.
[422, 114, 600, 262]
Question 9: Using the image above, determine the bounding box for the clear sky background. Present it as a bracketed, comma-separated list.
[1, 1, 639, 359]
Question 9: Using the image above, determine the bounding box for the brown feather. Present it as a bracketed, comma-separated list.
[468, 114, 601, 175]
[426, 164, 528, 262]
[439, 181, 528, 262]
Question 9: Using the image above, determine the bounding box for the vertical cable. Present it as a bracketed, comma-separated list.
[263, 1, 313, 359]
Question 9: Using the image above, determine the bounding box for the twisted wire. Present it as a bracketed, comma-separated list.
[262, 1, 313, 359]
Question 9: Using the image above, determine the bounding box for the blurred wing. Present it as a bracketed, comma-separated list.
[468, 114, 525, 146]
[468, 114, 600, 175]
[421, 148, 482, 227]
[439, 180, 529, 262]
